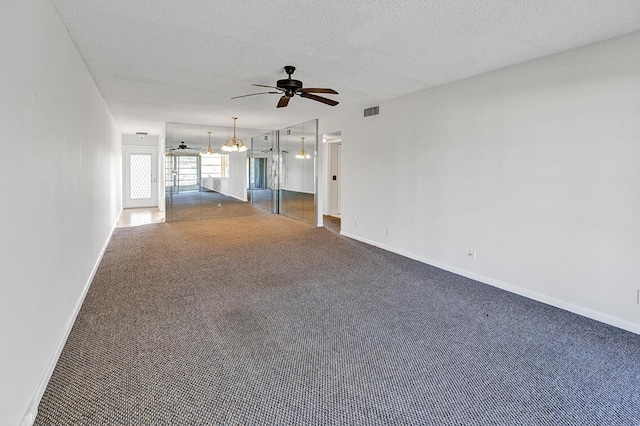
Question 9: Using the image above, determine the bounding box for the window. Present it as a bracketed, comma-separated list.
[201, 154, 228, 178]
[177, 156, 198, 187]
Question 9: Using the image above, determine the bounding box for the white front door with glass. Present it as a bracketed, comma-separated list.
[124, 146, 158, 208]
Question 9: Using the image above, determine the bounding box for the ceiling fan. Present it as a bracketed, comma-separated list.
[260, 147, 288, 154]
[167, 141, 198, 153]
[232, 66, 339, 108]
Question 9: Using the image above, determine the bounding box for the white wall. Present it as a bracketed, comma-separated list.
[330, 31, 640, 334]
[227, 152, 248, 201]
[281, 153, 315, 194]
[0, 0, 122, 424]
[122, 133, 159, 147]
[278, 121, 317, 196]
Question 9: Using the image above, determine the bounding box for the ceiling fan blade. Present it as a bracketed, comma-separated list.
[299, 93, 339, 106]
[231, 91, 278, 99]
[298, 88, 339, 94]
[277, 96, 290, 108]
[252, 83, 282, 90]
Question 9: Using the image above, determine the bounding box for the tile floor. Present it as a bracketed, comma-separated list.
[117, 207, 165, 227]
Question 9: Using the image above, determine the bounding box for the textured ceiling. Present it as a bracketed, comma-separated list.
[50, 0, 640, 134]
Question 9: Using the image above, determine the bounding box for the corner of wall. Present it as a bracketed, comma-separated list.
[24, 225, 118, 425]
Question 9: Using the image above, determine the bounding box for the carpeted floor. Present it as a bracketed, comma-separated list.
[167, 189, 315, 225]
[166, 190, 270, 222]
[279, 190, 315, 225]
[323, 215, 341, 234]
[35, 215, 640, 425]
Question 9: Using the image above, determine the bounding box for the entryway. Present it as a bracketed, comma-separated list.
[123, 146, 158, 208]
[117, 207, 164, 227]
[323, 131, 341, 232]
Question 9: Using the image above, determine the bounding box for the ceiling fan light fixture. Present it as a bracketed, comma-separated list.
[221, 117, 247, 152]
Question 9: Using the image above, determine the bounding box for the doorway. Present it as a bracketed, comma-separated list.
[327, 140, 341, 217]
[249, 130, 277, 214]
[124, 146, 158, 208]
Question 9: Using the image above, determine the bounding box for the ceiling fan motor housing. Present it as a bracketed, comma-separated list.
[277, 78, 303, 97]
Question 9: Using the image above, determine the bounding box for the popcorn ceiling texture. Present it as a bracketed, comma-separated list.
[49, 1, 640, 132]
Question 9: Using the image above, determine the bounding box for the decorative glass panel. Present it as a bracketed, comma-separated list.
[130, 154, 152, 199]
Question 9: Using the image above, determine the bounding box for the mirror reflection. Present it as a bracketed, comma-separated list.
[278, 119, 317, 225]
[165, 122, 269, 222]
[165, 119, 317, 225]
[249, 131, 277, 213]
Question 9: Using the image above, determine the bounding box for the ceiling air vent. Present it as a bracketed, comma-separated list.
[364, 106, 379, 117]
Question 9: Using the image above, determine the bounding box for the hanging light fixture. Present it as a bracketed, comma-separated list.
[295, 136, 311, 159]
[221, 117, 247, 152]
[200, 131, 216, 156]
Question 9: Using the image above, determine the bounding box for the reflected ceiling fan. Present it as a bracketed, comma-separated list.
[167, 141, 198, 153]
[260, 147, 288, 154]
[232, 66, 339, 108]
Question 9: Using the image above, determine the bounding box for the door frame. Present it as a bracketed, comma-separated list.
[327, 142, 341, 217]
[322, 132, 342, 220]
[123, 146, 158, 208]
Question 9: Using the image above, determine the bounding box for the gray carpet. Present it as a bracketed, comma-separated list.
[279, 190, 315, 226]
[166, 190, 270, 222]
[36, 215, 640, 425]
[323, 215, 341, 234]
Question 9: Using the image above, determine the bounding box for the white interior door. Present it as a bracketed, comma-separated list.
[336, 144, 341, 215]
[124, 146, 158, 208]
[328, 142, 341, 216]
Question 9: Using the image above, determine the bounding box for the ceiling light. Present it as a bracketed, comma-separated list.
[295, 136, 311, 159]
[200, 131, 216, 156]
[221, 117, 247, 152]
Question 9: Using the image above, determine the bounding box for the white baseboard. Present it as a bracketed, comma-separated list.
[340, 231, 640, 335]
[19, 412, 35, 426]
[227, 193, 248, 202]
[21, 224, 117, 426]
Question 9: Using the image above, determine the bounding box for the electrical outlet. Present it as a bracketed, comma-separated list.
[385, 228, 391, 237]
[355, 220, 359, 228]
[468, 249, 477, 260]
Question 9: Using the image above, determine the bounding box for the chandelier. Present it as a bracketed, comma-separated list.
[221, 117, 247, 152]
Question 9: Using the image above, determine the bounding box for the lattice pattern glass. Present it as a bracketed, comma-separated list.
[130, 154, 152, 199]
